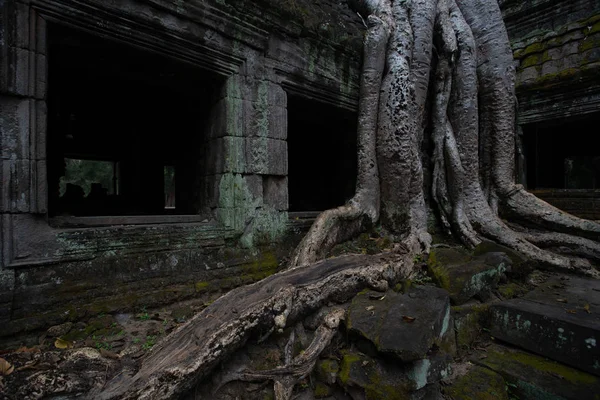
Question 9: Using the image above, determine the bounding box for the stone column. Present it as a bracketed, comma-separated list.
[206, 72, 289, 246]
[0, 2, 48, 322]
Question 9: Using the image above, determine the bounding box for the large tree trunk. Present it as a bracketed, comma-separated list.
[293, 0, 600, 276]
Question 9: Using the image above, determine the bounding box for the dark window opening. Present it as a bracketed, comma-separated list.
[287, 95, 357, 212]
[47, 24, 222, 217]
[523, 113, 600, 190]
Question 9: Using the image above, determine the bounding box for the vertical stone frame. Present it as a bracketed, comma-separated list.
[1, 3, 47, 270]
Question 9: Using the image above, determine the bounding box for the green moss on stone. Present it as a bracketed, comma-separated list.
[483, 348, 599, 386]
[444, 365, 508, 400]
[314, 382, 332, 398]
[521, 54, 542, 68]
[194, 281, 210, 292]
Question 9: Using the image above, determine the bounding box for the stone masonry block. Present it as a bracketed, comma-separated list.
[517, 66, 540, 85]
[245, 174, 263, 201]
[0, 96, 31, 160]
[263, 175, 288, 210]
[245, 138, 287, 176]
[541, 59, 564, 76]
[205, 136, 246, 175]
[244, 101, 287, 140]
[0, 159, 32, 213]
[15, 2, 31, 50]
[207, 97, 243, 138]
[220, 75, 286, 107]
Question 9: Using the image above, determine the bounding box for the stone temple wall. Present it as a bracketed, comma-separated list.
[0, 0, 364, 338]
[501, 0, 600, 219]
[502, 0, 600, 123]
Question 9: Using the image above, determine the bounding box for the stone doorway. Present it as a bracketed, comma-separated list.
[286, 95, 357, 212]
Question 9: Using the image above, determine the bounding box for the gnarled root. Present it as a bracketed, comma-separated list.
[290, 11, 389, 267]
[215, 309, 345, 400]
[431, 0, 599, 275]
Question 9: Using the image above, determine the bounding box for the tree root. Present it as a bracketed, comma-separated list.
[290, 11, 389, 267]
[215, 308, 345, 400]
[98, 253, 411, 399]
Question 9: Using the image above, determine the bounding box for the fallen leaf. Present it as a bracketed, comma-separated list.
[584, 304, 591, 314]
[402, 316, 416, 323]
[556, 298, 568, 303]
[0, 358, 14, 376]
[366, 306, 375, 311]
[54, 338, 73, 349]
[566, 309, 577, 314]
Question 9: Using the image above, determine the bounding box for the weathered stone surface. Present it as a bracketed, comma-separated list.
[346, 287, 451, 362]
[443, 364, 509, 400]
[338, 350, 451, 398]
[428, 245, 512, 305]
[490, 274, 600, 376]
[452, 303, 491, 353]
[473, 343, 600, 400]
[0, 96, 30, 161]
[263, 175, 288, 210]
[245, 137, 287, 176]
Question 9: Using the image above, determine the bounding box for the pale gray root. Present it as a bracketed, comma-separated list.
[98, 253, 411, 399]
[501, 187, 600, 240]
[514, 227, 600, 265]
[456, 0, 600, 244]
[215, 309, 345, 400]
[436, 0, 597, 275]
[377, 0, 431, 254]
[290, 9, 389, 267]
[430, 0, 480, 248]
[409, 0, 437, 147]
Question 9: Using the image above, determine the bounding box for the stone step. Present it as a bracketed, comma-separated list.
[489, 274, 600, 376]
[346, 286, 452, 362]
[472, 343, 600, 400]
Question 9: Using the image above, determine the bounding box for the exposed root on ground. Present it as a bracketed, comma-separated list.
[215, 308, 345, 400]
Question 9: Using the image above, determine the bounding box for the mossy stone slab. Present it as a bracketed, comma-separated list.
[473, 343, 600, 400]
[346, 286, 451, 362]
[443, 365, 508, 400]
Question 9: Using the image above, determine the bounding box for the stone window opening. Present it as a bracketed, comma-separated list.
[523, 113, 600, 190]
[522, 112, 600, 220]
[46, 23, 223, 222]
[286, 94, 358, 212]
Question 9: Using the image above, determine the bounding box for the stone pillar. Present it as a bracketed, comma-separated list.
[206, 72, 289, 245]
[0, 2, 47, 323]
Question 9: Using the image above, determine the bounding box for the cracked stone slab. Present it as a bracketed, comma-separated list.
[489, 274, 600, 376]
[472, 343, 600, 400]
[346, 286, 451, 362]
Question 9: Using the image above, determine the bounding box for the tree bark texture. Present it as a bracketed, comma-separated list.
[293, 0, 600, 277]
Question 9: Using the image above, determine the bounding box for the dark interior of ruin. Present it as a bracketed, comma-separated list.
[287, 95, 358, 212]
[47, 24, 222, 217]
[523, 113, 600, 189]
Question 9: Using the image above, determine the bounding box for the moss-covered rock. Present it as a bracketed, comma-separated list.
[474, 344, 600, 400]
[452, 303, 491, 352]
[338, 350, 413, 399]
[428, 245, 511, 305]
[443, 365, 508, 400]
